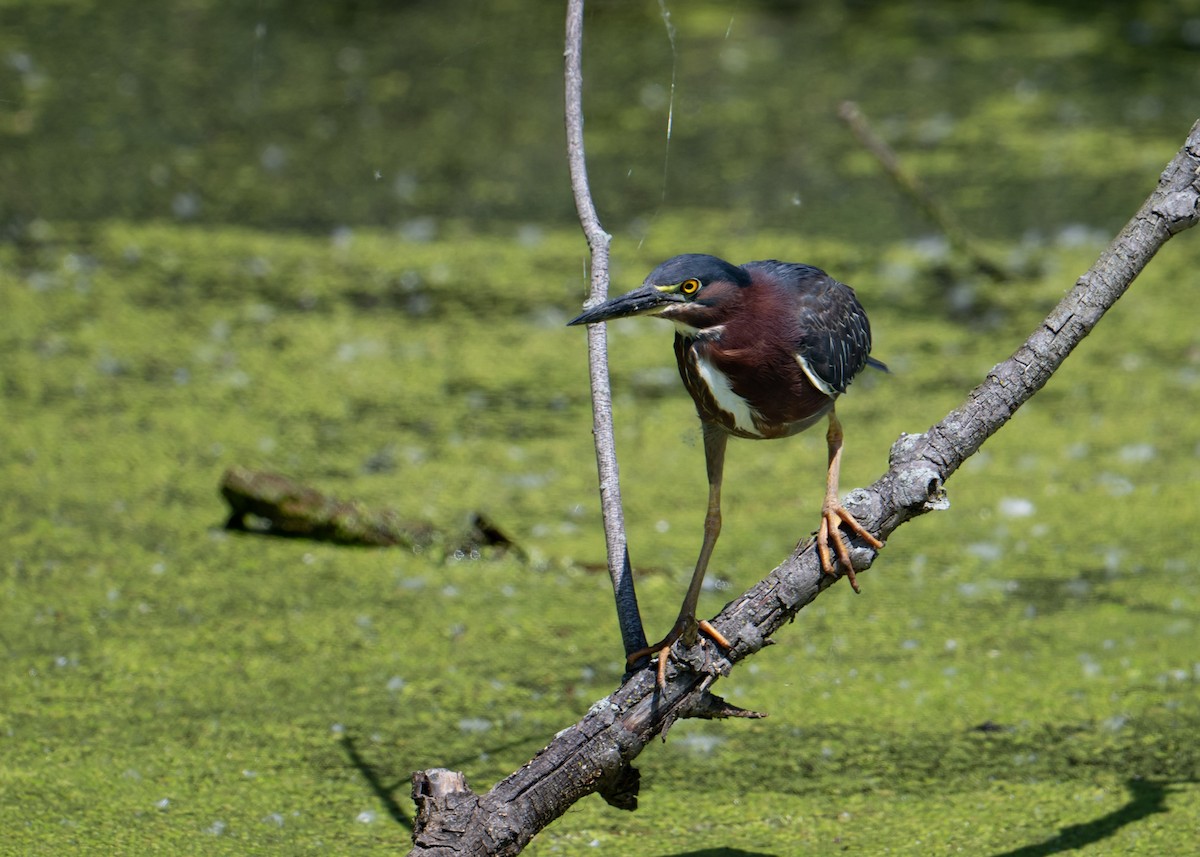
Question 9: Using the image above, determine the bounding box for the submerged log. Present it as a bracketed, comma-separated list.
[219, 466, 520, 557]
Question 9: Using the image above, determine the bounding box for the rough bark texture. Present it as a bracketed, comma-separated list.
[405, 122, 1200, 857]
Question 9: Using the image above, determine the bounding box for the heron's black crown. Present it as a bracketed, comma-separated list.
[643, 254, 751, 290]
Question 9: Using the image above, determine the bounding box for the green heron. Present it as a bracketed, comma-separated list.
[569, 254, 885, 684]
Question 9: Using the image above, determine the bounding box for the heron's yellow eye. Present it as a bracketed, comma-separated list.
[680, 278, 701, 295]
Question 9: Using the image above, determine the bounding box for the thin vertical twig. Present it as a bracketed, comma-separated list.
[564, 0, 647, 657]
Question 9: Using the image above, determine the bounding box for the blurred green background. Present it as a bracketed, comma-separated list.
[2, 1, 1199, 855]
[5, 0, 1198, 239]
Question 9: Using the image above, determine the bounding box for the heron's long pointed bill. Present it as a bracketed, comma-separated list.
[567, 284, 680, 326]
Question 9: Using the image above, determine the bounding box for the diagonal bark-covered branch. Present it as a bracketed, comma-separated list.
[713, 122, 1200, 649]
[405, 121, 1200, 857]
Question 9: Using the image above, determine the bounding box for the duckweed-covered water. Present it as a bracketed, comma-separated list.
[2, 2, 1199, 854]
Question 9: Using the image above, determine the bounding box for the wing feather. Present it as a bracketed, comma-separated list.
[745, 261, 874, 396]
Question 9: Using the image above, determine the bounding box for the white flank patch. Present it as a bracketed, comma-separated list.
[696, 353, 762, 436]
[795, 353, 836, 396]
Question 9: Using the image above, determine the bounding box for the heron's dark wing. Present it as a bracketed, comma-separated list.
[747, 261, 875, 396]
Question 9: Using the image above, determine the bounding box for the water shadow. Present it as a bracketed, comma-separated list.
[340, 734, 413, 830]
[657, 850, 779, 857]
[341, 730, 553, 831]
[991, 778, 1188, 857]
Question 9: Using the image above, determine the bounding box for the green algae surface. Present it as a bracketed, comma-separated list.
[2, 220, 1198, 855]
[3, 0, 1200, 853]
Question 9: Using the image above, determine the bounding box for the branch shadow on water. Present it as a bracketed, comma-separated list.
[991, 778, 1188, 857]
[341, 730, 549, 832]
[656, 850, 779, 857]
[340, 734, 413, 831]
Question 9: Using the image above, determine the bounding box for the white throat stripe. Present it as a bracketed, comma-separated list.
[696, 353, 762, 436]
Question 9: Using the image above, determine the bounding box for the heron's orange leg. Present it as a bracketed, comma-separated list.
[816, 409, 884, 593]
[627, 424, 732, 688]
[626, 618, 732, 688]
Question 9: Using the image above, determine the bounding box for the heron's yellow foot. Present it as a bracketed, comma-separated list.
[816, 504, 884, 594]
[627, 618, 732, 689]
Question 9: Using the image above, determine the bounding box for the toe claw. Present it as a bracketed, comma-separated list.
[816, 503, 881, 593]
[630, 619, 733, 690]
